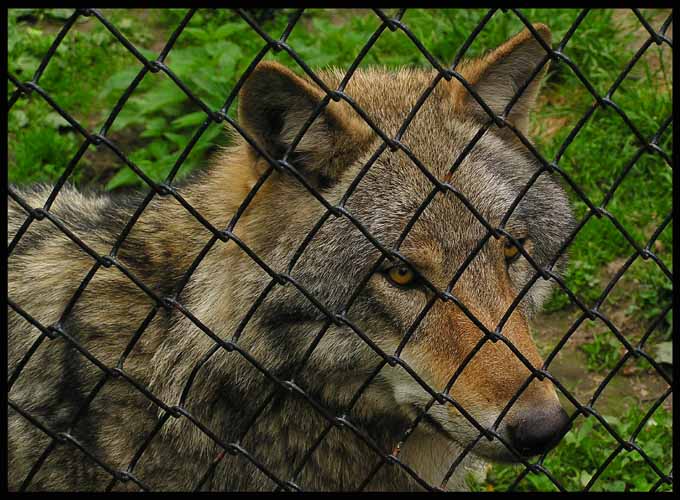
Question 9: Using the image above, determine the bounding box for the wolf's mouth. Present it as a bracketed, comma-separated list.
[422, 412, 453, 439]
[416, 408, 521, 464]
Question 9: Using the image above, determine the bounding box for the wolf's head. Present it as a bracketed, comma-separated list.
[233, 23, 574, 464]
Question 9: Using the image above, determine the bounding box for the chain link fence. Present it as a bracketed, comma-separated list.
[7, 8, 673, 492]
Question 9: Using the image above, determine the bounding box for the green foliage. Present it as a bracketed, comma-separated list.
[470, 404, 673, 492]
[8, 8, 154, 187]
[10, 120, 81, 185]
[580, 331, 625, 372]
[629, 263, 674, 327]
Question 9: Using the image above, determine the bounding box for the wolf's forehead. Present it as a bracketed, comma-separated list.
[350, 133, 523, 252]
[387, 129, 521, 220]
[322, 67, 452, 132]
[412, 164, 520, 244]
[333, 67, 532, 237]
[324, 67, 517, 172]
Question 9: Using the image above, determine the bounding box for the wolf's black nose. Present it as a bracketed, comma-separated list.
[509, 406, 571, 456]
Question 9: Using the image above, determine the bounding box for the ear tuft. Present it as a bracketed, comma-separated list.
[457, 23, 552, 134]
[238, 62, 323, 158]
[238, 62, 373, 186]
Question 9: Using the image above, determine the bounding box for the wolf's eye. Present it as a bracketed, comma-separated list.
[504, 238, 526, 265]
[386, 265, 417, 288]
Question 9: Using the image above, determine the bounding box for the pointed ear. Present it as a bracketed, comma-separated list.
[238, 62, 373, 186]
[458, 24, 552, 134]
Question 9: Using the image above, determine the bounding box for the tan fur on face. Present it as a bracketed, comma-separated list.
[391, 232, 560, 464]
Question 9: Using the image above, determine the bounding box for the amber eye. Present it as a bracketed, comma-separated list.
[504, 238, 525, 264]
[386, 265, 417, 287]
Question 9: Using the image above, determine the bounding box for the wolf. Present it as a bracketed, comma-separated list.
[8, 23, 575, 491]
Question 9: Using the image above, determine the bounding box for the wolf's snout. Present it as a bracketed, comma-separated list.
[508, 406, 571, 457]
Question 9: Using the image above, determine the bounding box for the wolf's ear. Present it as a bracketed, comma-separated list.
[238, 62, 373, 186]
[458, 24, 552, 134]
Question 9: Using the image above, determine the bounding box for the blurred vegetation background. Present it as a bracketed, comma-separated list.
[7, 8, 673, 492]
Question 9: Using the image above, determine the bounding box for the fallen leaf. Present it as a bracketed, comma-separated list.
[652, 341, 672, 366]
[622, 365, 638, 376]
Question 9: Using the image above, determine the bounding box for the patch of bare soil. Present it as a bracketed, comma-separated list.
[99, 9, 172, 54]
[532, 309, 671, 416]
[530, 259, 672, 417]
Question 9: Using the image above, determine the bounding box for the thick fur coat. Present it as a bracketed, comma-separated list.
[8, 24, 574, 491]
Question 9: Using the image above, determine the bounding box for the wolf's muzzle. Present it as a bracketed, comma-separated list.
[508, 405, 571, 457]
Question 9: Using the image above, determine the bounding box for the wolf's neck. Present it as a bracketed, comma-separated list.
[198, 396, 478, 491]
[187, 375, 477, 491]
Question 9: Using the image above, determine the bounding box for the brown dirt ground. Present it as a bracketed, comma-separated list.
[530, 256, 672, 417]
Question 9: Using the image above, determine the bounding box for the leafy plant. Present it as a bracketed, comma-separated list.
[580, 331, 625, 372]
[470, 404, 673, 492]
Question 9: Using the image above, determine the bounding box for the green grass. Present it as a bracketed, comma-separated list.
[7, 8, 673, 492]
[580, 331, 628, 372]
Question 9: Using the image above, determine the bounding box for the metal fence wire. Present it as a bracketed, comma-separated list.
[6, 7, 674, 492]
